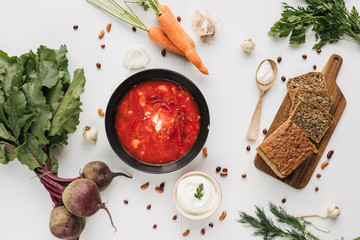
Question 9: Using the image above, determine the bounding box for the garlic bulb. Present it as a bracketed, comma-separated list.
[326, 204, 340, 218]
[192, 10, 221, 43]
[241, 38, 255, 52]
[83, 126, 98, 144]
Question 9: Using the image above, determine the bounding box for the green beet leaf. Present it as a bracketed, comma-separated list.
[0, 143, 17, 165]
[22, 82, 51, 145]
[48, 68, 85, 137]
[3, 87, 36, 140]
[16, 133, 47, 170]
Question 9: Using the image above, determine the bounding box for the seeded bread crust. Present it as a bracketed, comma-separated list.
[290, 89, 333, 112]
[287, 72, 328, 102]
[256, 120, 318, 178]
[289, 100, 333, 143]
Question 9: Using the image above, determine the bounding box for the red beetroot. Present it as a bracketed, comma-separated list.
[49, 205, 86, 240]
[62, 178, 116, 231]
[81, 161, 131, 191]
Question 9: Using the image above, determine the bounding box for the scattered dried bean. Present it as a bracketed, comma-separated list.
[220, 171, 228, 177]
[321, 161, 329, 169]
[140, 182, 149, 190]
[201, 228, 205, 235]
[219, 211, 227, 220]
[182, 229, 190, 237]
[155, 186, 164, 194]
[73, 25, 78, 30]
[161, 49, 166, 57]
[327, 150, 334, 159]
[203, 147, 208, 157]
[98, 108, 105, 116]
[277, 56, 282, 63]
[106, 23, 112, 32]
[98, 29, 105, 39]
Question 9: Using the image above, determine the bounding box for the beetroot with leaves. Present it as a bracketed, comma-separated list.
[0, 46, 125, 239]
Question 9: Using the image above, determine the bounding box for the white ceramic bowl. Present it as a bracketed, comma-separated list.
[173, 171, 222, 220]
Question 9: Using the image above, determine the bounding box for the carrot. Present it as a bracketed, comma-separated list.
[157, 10, 208, 74]
[86, 0, 183, 55]
[159, 5, 195, 48]
[146, 0, 208, 74]
[148, 27, 184, 55]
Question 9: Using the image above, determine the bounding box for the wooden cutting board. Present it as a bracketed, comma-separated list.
[254, 54, 346, 189]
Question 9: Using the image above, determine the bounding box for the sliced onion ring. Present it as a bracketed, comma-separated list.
[123, 45, 150, 70]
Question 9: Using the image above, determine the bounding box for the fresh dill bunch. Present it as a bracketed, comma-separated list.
[268, 0, 360, 49]
[237, 202, 322, 240]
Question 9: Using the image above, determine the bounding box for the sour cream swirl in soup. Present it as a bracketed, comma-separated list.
[176, 174, 219, 215]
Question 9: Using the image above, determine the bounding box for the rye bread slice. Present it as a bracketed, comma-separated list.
[256, 120, 318, 178]
[287, 72, 328, 102]
[289, 100, 333, 143]
[290, 89, 333, 112]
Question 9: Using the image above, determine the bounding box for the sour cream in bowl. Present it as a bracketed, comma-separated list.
[173, 171, 221, 220]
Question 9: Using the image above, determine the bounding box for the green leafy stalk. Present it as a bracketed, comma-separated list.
[141, 0, 162, 15]
[269, 0, 360, 49]
[86, 0, 149, 32]
[0, 45, 84, 206]
[0, 45, 85, 173]
[194, 183, 204, 200]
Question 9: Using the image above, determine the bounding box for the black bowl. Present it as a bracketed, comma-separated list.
[105, 69, 210, 174]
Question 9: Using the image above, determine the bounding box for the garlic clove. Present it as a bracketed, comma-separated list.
[83, 126, 98, 144]
[241, 38, 255, 53]
[192, 10, 221, 43]
[327, 204, 341, 218]
[200, 18, 216, 41]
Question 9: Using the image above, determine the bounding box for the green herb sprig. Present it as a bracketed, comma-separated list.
[238, 202, 325, 240]
[269, 0, 360, 49]
[194, 183, 204, 200]
[238, 202, 360, 240]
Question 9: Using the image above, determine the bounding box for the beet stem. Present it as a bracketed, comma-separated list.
[36, 171, 66, 192]
[45, 171, 81, 183]
[100, 203, 117, 232]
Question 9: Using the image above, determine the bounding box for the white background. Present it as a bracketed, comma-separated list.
[1, 0, 360, 239]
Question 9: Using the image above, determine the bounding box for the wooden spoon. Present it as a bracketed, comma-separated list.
[246, 59, 278, 140]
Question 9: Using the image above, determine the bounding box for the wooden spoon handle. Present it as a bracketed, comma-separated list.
[246, 91, 265, 140]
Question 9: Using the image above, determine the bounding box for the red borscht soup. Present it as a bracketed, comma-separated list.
[115, 80, 200, 164]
